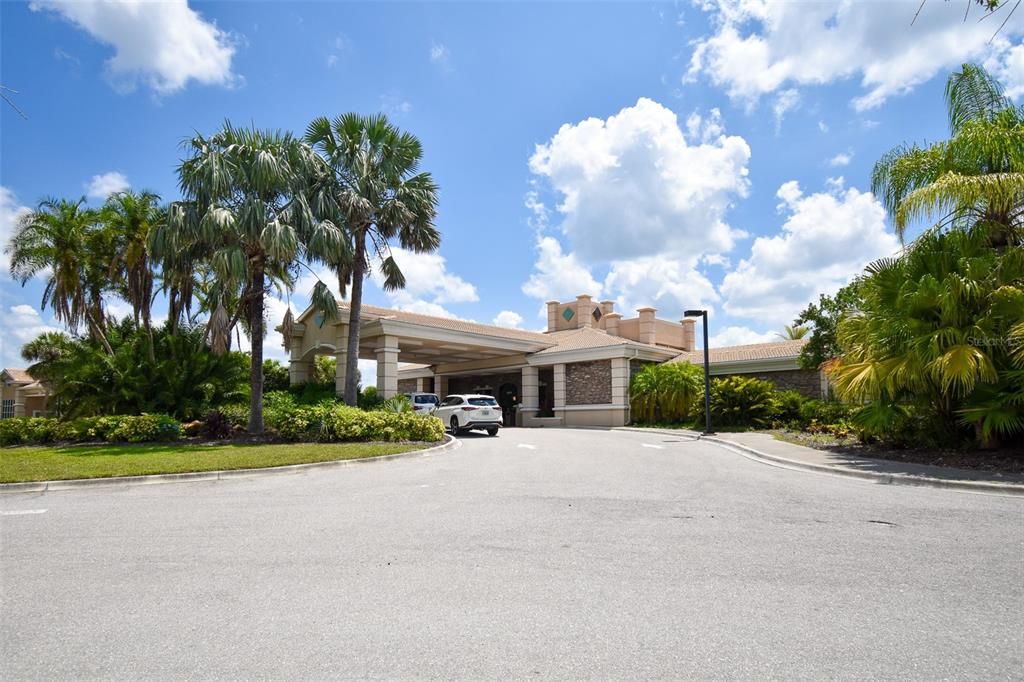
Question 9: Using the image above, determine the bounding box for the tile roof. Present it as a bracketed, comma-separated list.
[339, 303, 554, 345]
[2, 368, 33, 383]
[532, 327, 668, 355]
[671, 339, 807, 365]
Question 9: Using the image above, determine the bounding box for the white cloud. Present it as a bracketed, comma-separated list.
[379, 94, 412, 115]
[430, 41, 450, 68]
[85, 171, 129, 200]
[521, 236, 602, 302]
[31, 0, 238, 94]
[721, 178, 899, 328]
[817, 120, 829, 133]
[828, 152, 853, 167]
[375, 247, 477, 305]
[772, 88, 800, 130]
[688, 1, 1024, 111]
[0, 305, 61, 367]
[987, 42, 1024, 99]
[0, 187, 31, 277]
[493, 310, 523, 329]
[326, 55, 338, 68]
[707, 325, 778, 349]
[528, 97, 750, 263]
[602, 255, 719, 322]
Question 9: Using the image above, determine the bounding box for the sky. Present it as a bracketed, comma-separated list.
[1, 0, 1023, 381]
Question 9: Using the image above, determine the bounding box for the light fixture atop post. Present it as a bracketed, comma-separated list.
[684, 309, 713, 435]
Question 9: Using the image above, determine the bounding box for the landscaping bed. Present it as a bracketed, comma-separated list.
[0, 441, 431, 483]
[773, 430, 1024, 475]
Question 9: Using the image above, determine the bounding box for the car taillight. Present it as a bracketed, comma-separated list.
[461, 406, 478, 411]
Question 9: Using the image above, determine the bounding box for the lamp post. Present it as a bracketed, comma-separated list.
[684, 309, 713, 435]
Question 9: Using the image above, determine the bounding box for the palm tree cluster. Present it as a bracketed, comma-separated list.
[828, 63, 1023, 447]
[5, 114, 440, 434]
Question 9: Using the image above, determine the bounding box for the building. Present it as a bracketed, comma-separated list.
[280, 295, 826, 428]
[0, 368, 53, 419]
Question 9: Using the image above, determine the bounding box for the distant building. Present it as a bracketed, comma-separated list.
[0, 368, 53, 419]
[280, 295, 826, 428]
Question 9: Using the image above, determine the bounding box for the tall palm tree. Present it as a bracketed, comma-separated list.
[306, 113, 441, 405]
[155, 122, 344, 434]
[103, 190, 162, 359]
[871, 63, 1023, 246]
[6, 197, 114, 354]
[778, 324, 810, 340]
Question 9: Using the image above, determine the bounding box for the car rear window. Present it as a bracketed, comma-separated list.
[414, 395, 438, 404]
[468, 398, 498, 406]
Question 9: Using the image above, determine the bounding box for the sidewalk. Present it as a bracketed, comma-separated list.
[615, 427, 1024, 496]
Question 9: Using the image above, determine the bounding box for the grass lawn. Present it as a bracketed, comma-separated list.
[0, 441, 428, 483]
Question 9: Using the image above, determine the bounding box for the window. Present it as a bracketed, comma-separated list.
[440, 396, 462, 407]
[414, 395, 438, 405]
[1, 399, 13, 419]
[468, 397, 498, 407]
[592, 307, 602, 322]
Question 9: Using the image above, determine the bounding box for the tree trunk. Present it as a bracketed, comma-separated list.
[343, 231, 365, 406]
[248, 258, 266, 434]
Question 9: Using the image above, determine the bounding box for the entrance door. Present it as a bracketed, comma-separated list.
[498, 382, 519, 427]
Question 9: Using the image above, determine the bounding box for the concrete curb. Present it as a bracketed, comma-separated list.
[613, 427, 1024, 497]
[0, 436, 460, 494]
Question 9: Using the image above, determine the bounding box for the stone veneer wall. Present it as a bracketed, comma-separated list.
[566, 360, 612, 405]
[397, 379, 419, 393]
[720, 369, 823, 399]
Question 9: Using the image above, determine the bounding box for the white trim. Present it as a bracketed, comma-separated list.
[556, 404, 629, 412]
[529, 345, 674, 365]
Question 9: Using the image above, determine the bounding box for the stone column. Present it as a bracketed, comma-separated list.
[334, 323, 349, 397]
[435, 375, 448, 398]
[638, 307, 657, 344]
[611, 357, 629, 406]
[553, 363, 566, 411]
[680, 319, 696, 351]
[13, 388, 26, 418]
[576, 294, 593, 328]
[520, 366, 539, 424]
[415, 377, 426, 392]
[375, 335, 400, 398]
[546, 301, 560, 332]
[288, 346, 312, 386]
[604, 312, 622, 337]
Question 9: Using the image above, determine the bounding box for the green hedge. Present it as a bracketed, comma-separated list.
[0, 414, 182, 446]
[263, 396, 445, 443]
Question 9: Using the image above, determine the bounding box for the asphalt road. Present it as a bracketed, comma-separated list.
[2, 428, 1022, 680]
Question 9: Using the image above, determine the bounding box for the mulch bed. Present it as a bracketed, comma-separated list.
[776, 430, 1024, 475]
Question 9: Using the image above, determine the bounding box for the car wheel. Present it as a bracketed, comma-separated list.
[450, 416, 461, 435]
[486, 427, 498, 437]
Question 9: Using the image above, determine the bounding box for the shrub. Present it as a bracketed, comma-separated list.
[200, 410, 234, 440]
[0, 414, 180, 446]
[288, 382, 337, 405]
[358, 386, 384, 410]
[774, 390, 808, 424]
[264, 402, 445, 443]
[377, 395, 414, 413]
[703, 376, 779, 428]
[630, 362, 703, 423]
[263, 359, 291, 393]
[799, 399, 853, 426]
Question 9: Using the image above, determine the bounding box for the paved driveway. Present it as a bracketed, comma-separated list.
[2, 429, 1022, 680]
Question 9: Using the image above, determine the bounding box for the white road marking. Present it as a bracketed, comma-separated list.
[516, 444, 536, 450]
[0, 509, 48, 516]
[641, 443, 664, 449]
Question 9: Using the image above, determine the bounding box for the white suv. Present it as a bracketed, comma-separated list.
[432, 394, 502, 436]
[404, 392, 440, 416]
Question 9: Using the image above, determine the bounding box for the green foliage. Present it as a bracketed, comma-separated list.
[630, 362, 703, 423]
[793, 282, 863, 370]
[702, 376, 779, 428]
[22, 322, 249, 421]
[1, 415, 181, 446]
[312, 356, 336, 384]
[377, 395, 414, 413]
[263, 401, 444, 443]
[358, 386, 384, 410]
[263, 359, 290, 393]
[773, 390, 807, 423]
[286, 382, 337, 405]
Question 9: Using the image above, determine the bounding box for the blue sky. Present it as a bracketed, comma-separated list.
[2, 0, 1022, 374]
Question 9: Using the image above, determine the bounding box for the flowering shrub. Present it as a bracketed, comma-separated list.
[0, 414, 181, 446]
[264, 402, 445, 443]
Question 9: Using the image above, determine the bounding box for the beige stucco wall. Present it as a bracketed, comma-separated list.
[557, 407, 628, 427]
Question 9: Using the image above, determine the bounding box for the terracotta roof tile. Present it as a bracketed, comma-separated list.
[671, 339, 807, 365]
[2, 368, 33, 383]
[533, 327, 671, 355]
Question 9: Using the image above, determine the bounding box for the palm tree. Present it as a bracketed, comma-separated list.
[156, 122, 344, 434]
[306, 113, 441, 405]
[103, 190, 162, 359]
[6, 197, 114, 354]
[871, 63, 1023, 247]
[778, 324, 810, 340]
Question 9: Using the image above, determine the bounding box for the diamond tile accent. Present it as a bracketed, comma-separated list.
[562, 307, 575, 322]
